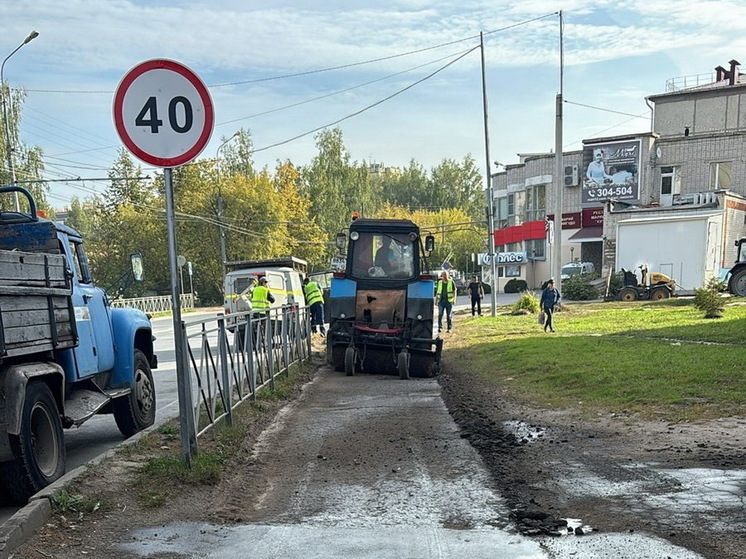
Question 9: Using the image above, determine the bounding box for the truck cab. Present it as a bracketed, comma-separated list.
[0, 187, 156, 503]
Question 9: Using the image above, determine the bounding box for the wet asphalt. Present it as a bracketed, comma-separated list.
[117, 367, 707, 559]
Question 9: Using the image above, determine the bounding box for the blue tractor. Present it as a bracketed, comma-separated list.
[325, 217, 442, 378]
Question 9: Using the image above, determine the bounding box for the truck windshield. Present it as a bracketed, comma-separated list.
[350, 232, 415, 279]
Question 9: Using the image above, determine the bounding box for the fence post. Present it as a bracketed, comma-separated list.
[217, 315, 232, 425]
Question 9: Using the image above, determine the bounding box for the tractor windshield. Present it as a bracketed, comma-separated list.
[349, 231, 415, 279]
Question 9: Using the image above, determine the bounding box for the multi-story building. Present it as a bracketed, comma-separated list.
[489, 59, 746, 294]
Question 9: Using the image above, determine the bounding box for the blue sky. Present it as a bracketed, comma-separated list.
[2, 0, 746, 208]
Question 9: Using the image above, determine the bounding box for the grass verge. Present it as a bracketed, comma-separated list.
[450, 298, 746, 421]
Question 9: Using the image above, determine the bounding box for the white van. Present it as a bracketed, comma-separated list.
[224, 257, 307, 328]
[561, 261, 595, 280]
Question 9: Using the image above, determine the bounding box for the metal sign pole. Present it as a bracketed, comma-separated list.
[164, 167, 197, 465]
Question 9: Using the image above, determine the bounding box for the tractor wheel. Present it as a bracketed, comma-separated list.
[1, 381, 65, 504]
[344, 347, 357, 376]
[619, 287, 638, 302]
[730, 268, 746, 297]
[327, 339, 345, 371]
[650, 286, 671, 300]
[397, 351, 410, 380]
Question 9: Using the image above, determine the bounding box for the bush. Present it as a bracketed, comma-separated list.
[694, 277, 726, 318]
[511, 291, 540, 314]
[504, 278, 528, 293]
[561, 273, 600, 301]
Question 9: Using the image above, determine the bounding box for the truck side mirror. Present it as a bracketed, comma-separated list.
[335, 232, 347, 251]
[424, 235, 435, 254]
[131, 252, 144, 282]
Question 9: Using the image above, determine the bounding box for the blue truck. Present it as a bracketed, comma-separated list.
[326, 216, 442, 378]
[0, 187, 157, 503]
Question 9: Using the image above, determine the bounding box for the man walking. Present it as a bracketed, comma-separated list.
[467, 274, 485, 316]
[435, 271, 456, 333]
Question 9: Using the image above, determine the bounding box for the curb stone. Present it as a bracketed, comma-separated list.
[0, 414, 172, 559]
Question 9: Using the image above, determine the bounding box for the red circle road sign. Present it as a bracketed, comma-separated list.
[113, 59, 214, 167]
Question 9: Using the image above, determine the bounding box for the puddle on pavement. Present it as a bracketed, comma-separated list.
[503, 420, 546, 444]
[544, 462, 746, 533]
[562, 517, 594, 536]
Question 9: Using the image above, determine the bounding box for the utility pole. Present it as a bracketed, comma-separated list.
[2, 30, 39, 212]
[480, 32, 498, 316]
[552, 12, 565, 289]
[216, 132, 239, 283]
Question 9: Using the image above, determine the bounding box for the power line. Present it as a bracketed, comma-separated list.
[252, 46, 479, 154]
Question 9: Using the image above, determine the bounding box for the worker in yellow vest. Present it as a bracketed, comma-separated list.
[435, 270, 456, 333]
[251, 276, 275, 317]
[303, 277, 326, 336]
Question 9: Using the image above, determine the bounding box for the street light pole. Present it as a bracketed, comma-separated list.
[216, 132, 239, 282]
[1, 31, 39, 212]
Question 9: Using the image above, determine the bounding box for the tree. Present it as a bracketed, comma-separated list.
[300, 128, 380, 260]
[0, 83, 48, 209]
[429, 156, 484, 219]
[221, 128, 255, 178]
[376, 159, 431, 210]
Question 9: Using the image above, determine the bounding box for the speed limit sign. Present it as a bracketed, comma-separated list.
[113, 59, 214, 167]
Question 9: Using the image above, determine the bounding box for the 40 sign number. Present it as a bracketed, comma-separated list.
[113, 59, 214, 168]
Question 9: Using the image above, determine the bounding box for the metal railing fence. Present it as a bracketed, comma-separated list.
[181, 304, 312, 442]
[110, 293, 195, 313]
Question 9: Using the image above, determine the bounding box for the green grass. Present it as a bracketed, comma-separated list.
[453, 299, 746, 421]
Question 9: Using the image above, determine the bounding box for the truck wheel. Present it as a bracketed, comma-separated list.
[619, 287, 638, 302]
[398, 351, 410, 380]
[730, 268, 746, 297]
[1, 381, 65, 504]
[344, 347, 357, 376]
[650, 286, 671, 300]
[114, 350, 156, 438]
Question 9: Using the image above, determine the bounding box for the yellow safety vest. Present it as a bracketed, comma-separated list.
[436, 279, 456, 303]
[303, 281, 323, 306]
[252, 285, 271, 312]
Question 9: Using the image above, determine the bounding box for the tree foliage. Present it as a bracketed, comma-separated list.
[0, 84, 48, 209]
[37, 122, 490, 307]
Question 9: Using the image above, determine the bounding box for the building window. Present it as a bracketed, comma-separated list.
[660, 166, 680, 196]
[496, 197, 508, 229]
[525, 239, 545, 259]
[524, 184, 546, 222]
[709, 161, 732, 189]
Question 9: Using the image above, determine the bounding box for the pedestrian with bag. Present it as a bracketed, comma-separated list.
[467, 274, 485, 316]
[539, 279, 560, 333]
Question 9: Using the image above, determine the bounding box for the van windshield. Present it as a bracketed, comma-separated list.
[350, 232, 415, 279]
[561, 265, 581, 277]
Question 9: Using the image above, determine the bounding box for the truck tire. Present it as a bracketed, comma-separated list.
[619, 287, 638, 302]
[1, 381, 65, 504]
[730, 268, 746, 297]
[114, 350, 156, 438]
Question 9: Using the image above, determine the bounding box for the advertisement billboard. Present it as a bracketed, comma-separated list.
[582, 139, 641, 204]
